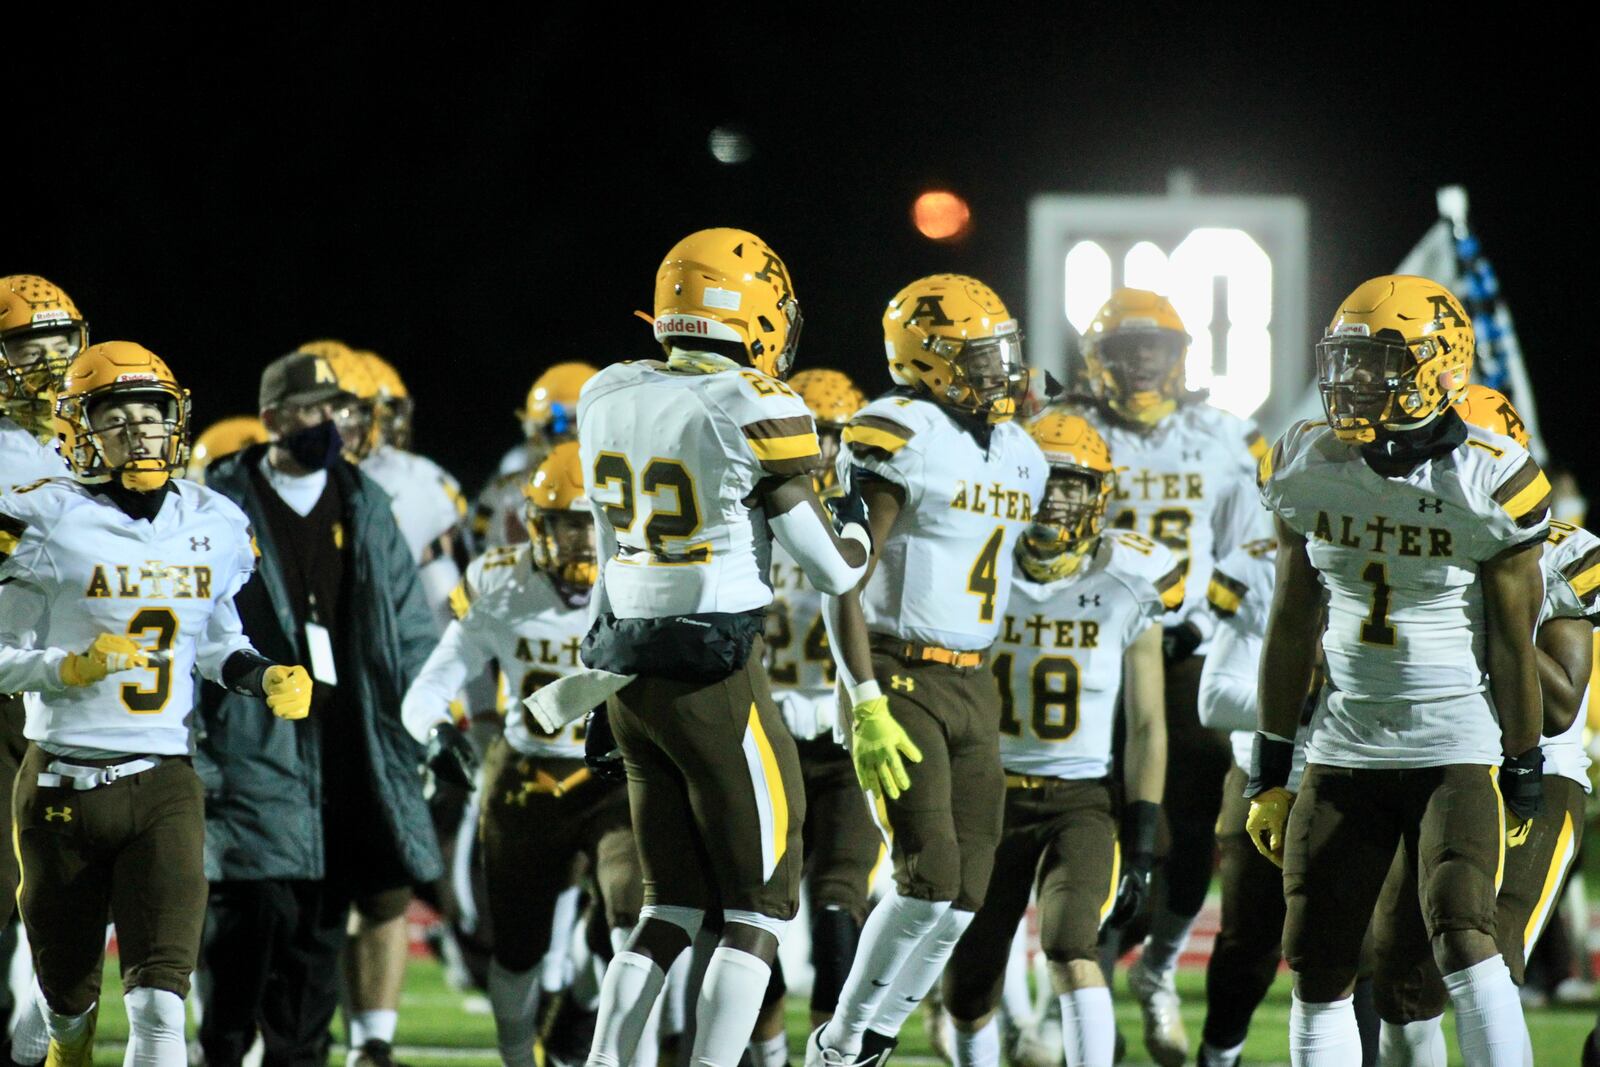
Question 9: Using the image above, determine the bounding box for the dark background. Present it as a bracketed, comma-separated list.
[9, 12, 1591, 500]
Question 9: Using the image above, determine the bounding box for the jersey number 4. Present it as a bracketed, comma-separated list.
[968, 528, 1006, 623]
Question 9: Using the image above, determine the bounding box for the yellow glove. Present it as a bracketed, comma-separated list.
[850, 690, 922, 801]
[264, 665, 313, 720]
[1245, 787, 1296, 868]
[1506, 815, 1533, 849]
[59, 633, 149, 687]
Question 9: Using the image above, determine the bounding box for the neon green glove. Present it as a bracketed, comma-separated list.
[850, 684, 922, 801]
[1245, 787, 1295, 868]
[264, 665, 313, 720]
[59, 633, 149, 688]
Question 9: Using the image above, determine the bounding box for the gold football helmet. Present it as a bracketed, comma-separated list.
[303, 341, 380, 460]
[1020, 413, 1116, 580]
[519, 362, 598, 443]
[0, 275, 89, 440]
[189, 415, 269, 480]
[524, 441, 597, 596]
[1453, 383, 1529, 449]
[54, 341, 190, 491]
[359, 350, 414, 450]
[883, 274, 1025, 423]
[1317, 275, 1474, 444]
[790, 368, 866, 492]
[1080, 288, 1191, 426]
[653, 228, 802, 379]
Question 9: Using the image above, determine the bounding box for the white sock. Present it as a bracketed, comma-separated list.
[1442, 956, 1527, 1067]
[1378, 1018, 1447, 1066]
[543, 885, 583, 994]
[570, 913, 601, 1009]
[951, 1018, 1001, 1067]
[1198, 1039, 1246, 1067]
[866, 906, 974, 1036]
[1059, 988, 1114, 1067]
[1139, 908, 1198, 976]
[488, 961, 542, 1067]
[1289, 994, 1361, 1066]
[586, 951, 666, 1067]
[40, 980, 94, 1050]
[689, 947, 770, 1067]
[1000, 922, 1036, 1029]
[123, 988, 186, 1067]
[348, 1007, 398, 1048]
[748, 1031, 789, 1067]
[660, 950, 694, 1041]
[822, 891, 951, 1055]
[12, 988, 51, 1063]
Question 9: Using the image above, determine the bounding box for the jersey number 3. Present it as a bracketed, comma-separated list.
[122, 608, 177, 714]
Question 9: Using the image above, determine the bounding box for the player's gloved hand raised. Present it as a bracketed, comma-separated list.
[850, 685, 922, 801]
[1109, 799, 1160, 927]
[59, 633, 149, 687]
[1245, 787, 1295, 868]
[1501, 746, 1544, 847]
[1161, 621, 1203, 662]
[424, 722, 479, 791]
[584, 706, 626, 782]
[263, 665, 312, 720]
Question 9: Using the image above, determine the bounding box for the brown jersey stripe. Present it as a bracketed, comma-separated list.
[850, 414, 916, 442]
[758, 452, 825, 477]
[1207, 570, 1250, 617]
[1561, 545, 1600, 605]
[1155, 562, 1187, 611]
[1491, 456, 1543, 511]
[742, 415, 817, 442]
[1514, 495, 1551, 530]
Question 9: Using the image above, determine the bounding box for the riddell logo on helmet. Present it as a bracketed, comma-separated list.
[114, 373, 159, 383]
[654, 316, 711, 338]
[30, 310, 70, 325]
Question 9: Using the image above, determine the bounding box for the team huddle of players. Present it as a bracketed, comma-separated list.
[0, 223, 1589, 1067]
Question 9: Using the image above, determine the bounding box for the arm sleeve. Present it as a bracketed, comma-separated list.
[1197, 630, 1261, 731]
[769, 504, 867, 597]
[195, 594, 258, 683]
[841, 409, 922, 507]
[0, 583, 68, 694]
[1477, 450, 1553, 558]
[401, 617, 492, 743]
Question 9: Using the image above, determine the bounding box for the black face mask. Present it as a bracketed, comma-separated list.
[282, 421, 344, 471]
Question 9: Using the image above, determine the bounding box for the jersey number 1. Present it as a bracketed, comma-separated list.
[1359, 561, 1397, 646]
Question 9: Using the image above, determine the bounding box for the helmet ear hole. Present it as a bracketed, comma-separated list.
[757, 315, 775, 333]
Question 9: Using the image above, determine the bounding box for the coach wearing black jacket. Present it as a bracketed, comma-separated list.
[193, 350, 442, 1067]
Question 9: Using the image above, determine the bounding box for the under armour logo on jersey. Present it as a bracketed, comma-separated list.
[1182, 449, 1204, 462]
[1079, 594, 1101, 608]
[1419, 497, 1444, 513]
[190, 536, 210, 552]
[1017, 466, 1030, 479]
[44, 806, 72, 823]
[890, 675, 915, 693]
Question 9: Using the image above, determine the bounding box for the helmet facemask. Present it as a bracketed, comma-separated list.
[0, 326, 85, 438]
[1020, 467, 1111, 581]
[376, 394, 414, 451]
[1317, 333, 1439, 444]
[752, 295, 803, 380]
[929, 332, 1027, 423]
[332, 397, 378, 461]
[1096, 330, 1185, 424]
[526, 504, 597, 606]
[75, 388, 188, 492]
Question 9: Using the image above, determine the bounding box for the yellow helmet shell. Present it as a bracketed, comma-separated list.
[883, 274, 1020, 420]
[358, 350, 408, 400]
[54, 341, 191, 491]
[1453, 383, 1528, 449]
[190, 415, 269, 479]
[524, 441, 596, 588]
[788, 368, 866, 428]
[520, 361, 598, 439]
[1029, 412, 1115, 477]
[0, 274, 89, 436]
[653, 228, 801, 378]
[1080, 288, 1190, 424]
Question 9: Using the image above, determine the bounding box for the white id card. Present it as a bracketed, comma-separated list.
[305, 621, 338, 685]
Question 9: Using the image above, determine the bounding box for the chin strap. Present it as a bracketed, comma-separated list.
[1017, 539, 1095, 583]
[1111, 393, 1177, 427]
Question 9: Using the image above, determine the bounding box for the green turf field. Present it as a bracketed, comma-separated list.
[80, 955, 1592, 1065]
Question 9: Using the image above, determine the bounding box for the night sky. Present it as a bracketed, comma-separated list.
[11, 13, 1591, 499]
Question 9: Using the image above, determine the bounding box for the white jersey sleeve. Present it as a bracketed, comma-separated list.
[994, 531, 1177, 779]
[1259, 419, 1552, 769]
[0, 419, 70, 485]
[1536, 521, 1600, 790]
[842, 395, 1047, 650]
[579, 361, 822, 620]
[1198, 538, 1277, 733]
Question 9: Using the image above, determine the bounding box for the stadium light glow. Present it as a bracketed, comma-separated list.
[912, 191, 971, 240]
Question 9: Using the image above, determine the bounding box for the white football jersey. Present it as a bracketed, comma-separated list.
[578, 360, 822, 619]
[473, 469, 532, 551]
[0, 417, 69, 485]
[1260, 419, 1552, 769]
[1202, 537, 1308, 791]
[843, 394, 1046, 651]
[0, 478, 257, 755]
[1536, 520, 1600, 791]
[405, 545, 588, 758]
[1079, 401, 1266, 643]
[993, 530, 1180, 779]
[362, 445, 467, 626]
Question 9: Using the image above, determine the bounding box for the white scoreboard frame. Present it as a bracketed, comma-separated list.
[1027, 192, 1310, 436]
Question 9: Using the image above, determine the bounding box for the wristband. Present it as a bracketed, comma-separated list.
[847, 679, 883, 706]
[1245, 731, 1295, 797]
[1121, 799, 1160, 863]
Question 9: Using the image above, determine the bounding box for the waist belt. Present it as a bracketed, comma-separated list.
[871, 636, 984, 669]
[1005, 773, 1064, 790]
[521, 767, 592, 797]
[38, 756, 163, 791]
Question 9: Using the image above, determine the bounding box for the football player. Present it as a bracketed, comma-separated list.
[187, 415, 269, 483]
[403, 442, 645, 1067]
[1068, 288, 1265, 1067]
[1366, 386, 1595, 1066]
[474, 362, 597, 549]
[360, 349, 414, 452]
[0, 341, 311, 1067]
[810, 274, 1046, 1067]
[941, 414, 1177, 1067]
[575, 228, 872, 1067]
[1252, 277, 1549, 1066]
[757, 368, 883, 1059]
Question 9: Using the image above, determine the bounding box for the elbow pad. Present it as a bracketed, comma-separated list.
[770, 505, 867, 596]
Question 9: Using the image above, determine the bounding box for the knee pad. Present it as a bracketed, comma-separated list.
[639, 904, 705, 941]
[124, 987, 186, 1037]
[809, 905, 861, 1015]
[722, 908, 791, 942]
